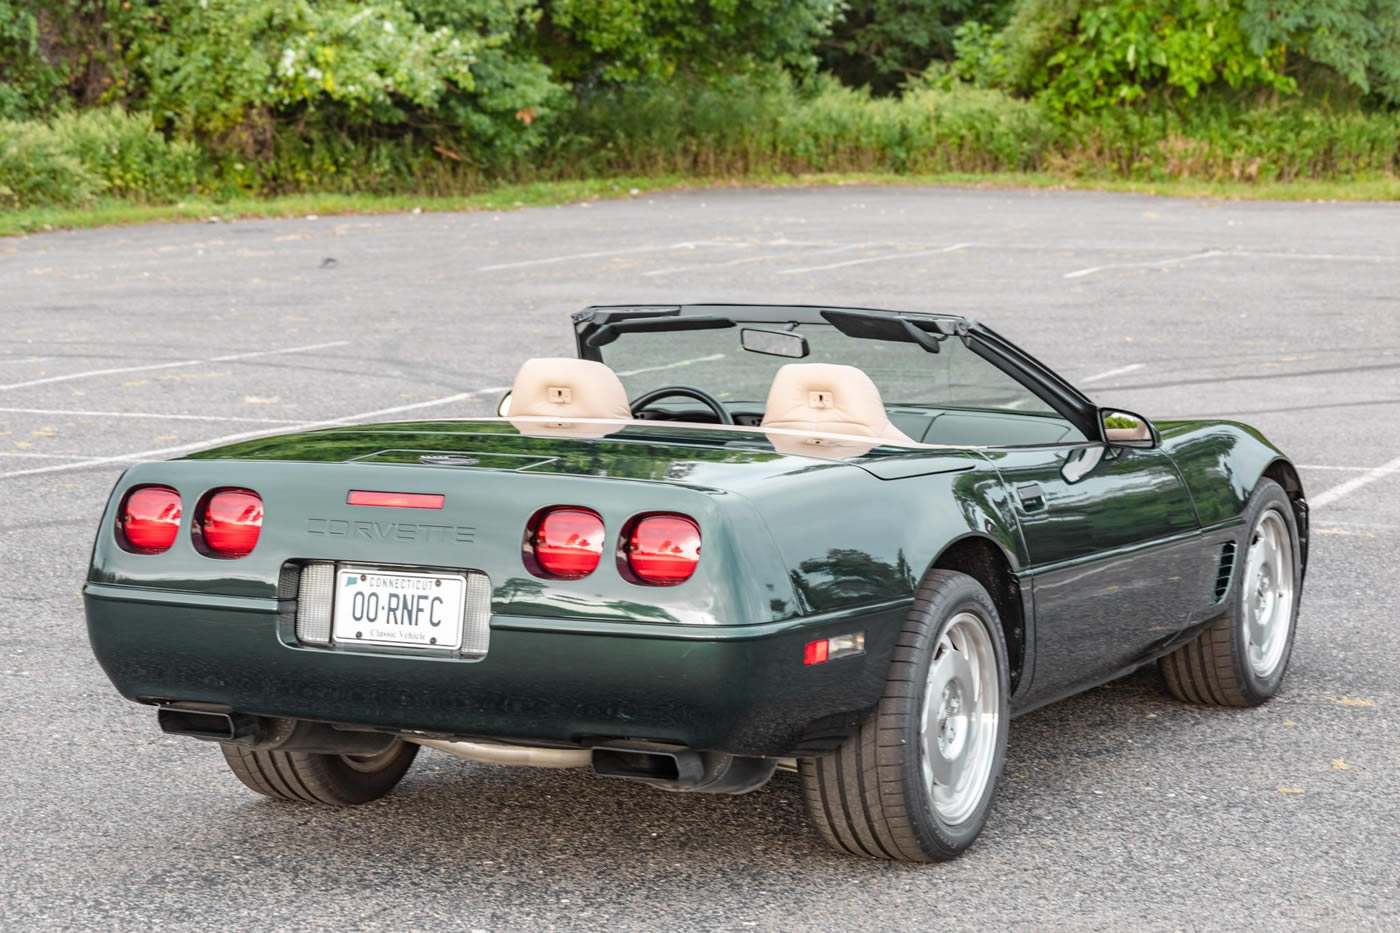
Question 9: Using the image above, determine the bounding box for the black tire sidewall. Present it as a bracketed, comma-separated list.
[898, 575, 1011, 857]
[1228, 479, 1303, 700]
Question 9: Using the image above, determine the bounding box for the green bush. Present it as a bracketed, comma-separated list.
[0, 119, 101, 208]
[48, 108, 203, 199]
[0, 108, 202, 208]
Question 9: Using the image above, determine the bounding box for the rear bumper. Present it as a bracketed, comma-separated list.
[84, 583, 907, 757]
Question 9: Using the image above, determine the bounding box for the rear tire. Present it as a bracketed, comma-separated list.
[799, 570, 1009, 861]
[1160, 478, 1302, 707]
[220, 740, 418, 805]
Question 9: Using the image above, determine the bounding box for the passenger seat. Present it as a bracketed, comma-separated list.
[760, 363, 917, 447]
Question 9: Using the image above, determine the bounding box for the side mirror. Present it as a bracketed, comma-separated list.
[1100, 408, 1157, 449]
[496, 391, 512, 417]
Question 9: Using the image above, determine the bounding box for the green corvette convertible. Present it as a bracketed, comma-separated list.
[85, 304, 1308, 862]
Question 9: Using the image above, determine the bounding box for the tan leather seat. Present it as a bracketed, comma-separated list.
[507, 358, 631, 437]
[760, 363, 917, 448]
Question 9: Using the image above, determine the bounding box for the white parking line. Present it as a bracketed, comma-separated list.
[478, 241, 735, 272]
[0, 452, 144, 462]
[0, 357, 53, 367]
[1064, 250, 1225, 279]
[777, 242, 977, 275]
[1080, 363, 1145, 384]
[642, 255, 784, 278]
[0, 389, 501, 481]
[0, 340, 350, 392]
[1310, 455, 1400, 509]
[1065, 248, 1398, 279]
[616, 354, 726, 377]
[1297, 464, 1400, 473]
[0, 406, 303, 424]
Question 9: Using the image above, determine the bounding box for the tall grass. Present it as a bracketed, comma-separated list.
[2, 81, 1397, 210]
[542, 79, 1060, 177]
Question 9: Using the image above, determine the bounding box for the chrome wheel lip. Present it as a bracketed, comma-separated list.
[919, 611, 1000, 826]
[1243, 508, 1295, 679]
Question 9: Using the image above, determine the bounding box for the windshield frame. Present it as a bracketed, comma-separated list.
[574, 303, 1100, 441]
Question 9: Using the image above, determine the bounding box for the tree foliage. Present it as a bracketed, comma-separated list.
[1240, 0, 1400, 106]
[951, 0, 1400, 113]
[965, 0, 1295, 113]
[821, 0, 1013, 96]
[534, 0, 839, 84]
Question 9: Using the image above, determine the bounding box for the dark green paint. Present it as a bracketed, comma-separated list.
[86, 408, 1301, 755]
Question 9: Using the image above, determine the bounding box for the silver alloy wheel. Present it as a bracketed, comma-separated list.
[920, 611, 1000, 825]
[340, 741, 404, 773]
[1242, 508, 1296, 678]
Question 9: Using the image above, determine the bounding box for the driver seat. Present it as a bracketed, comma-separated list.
[761, 363, 917, 446]
[508, 358, 632, 424]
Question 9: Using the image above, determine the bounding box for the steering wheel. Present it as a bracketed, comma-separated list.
[629, 385, 734, 425]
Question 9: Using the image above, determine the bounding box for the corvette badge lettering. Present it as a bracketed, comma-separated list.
[305, 518, 475, 543]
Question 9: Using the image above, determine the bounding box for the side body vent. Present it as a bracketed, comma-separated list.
[1213, 541, 1237, 603]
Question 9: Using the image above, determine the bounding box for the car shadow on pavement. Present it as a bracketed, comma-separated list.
[164, 664, 1253, 881]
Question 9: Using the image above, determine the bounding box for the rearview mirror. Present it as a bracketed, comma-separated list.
[741, 328, 809, 359]
[1100, 408, 1156, 449]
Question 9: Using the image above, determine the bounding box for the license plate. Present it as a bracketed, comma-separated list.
[332, 567, 466, 650]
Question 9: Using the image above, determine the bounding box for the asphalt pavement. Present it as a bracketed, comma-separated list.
[1, 186, 1397, 931]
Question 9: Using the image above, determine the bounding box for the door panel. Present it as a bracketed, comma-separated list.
[981, 444, 1212, 705]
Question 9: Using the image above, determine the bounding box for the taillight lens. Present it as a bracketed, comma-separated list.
[118, 485, 182, 553]
[528, 507, 604, 579]
[198, 488, 263, 558]
[625, 514, 701, 586]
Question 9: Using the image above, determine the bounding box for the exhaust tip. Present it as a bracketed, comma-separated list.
[157, 707, 256, 742]
[592, 748, 685, 782]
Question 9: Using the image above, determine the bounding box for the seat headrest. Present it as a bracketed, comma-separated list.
[507, 358, 631, 437]
[760, 363, 916, 445]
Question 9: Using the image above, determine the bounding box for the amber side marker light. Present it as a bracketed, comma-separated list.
[804, 632, 866, 665]
[347, 490, 445, 509]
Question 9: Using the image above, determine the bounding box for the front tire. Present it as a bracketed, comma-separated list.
[1161, 478, 1303, 707]
[220, 740, 418, 805]
[799, 570, 1010, 861]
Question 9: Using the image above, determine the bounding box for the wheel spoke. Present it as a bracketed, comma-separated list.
[919, 611, 1002, 826]
[1241, 509, 1296, 678]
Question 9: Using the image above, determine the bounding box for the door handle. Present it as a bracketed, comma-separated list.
[1016, 484, 1046, 510]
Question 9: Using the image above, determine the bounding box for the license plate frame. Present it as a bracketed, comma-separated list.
[331, 566, 467, 651]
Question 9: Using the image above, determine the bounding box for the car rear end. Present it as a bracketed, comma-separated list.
[85, 450, 905, 767]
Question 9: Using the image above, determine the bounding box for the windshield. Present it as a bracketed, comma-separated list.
[601, 321, 1058, 414]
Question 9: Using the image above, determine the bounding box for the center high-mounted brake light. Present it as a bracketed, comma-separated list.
[117, 485, 182, 554]
[624, 514, 701, 586]
[347, 490, 445, 509]
[197, 488, 263, 558]
[527, 507, 605, 579]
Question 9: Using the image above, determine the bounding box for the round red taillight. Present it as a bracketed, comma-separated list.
[625, 514, 700, 586]
[529, 507, 604, 579]
[198, 488, 263, 558]
[118, 485, 182, 554]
